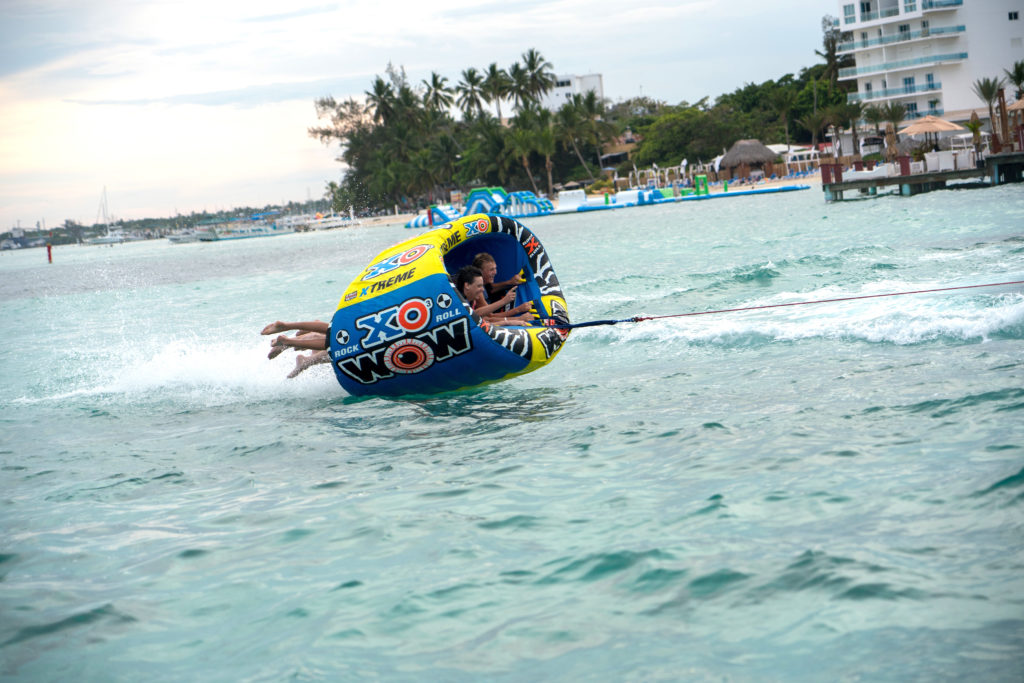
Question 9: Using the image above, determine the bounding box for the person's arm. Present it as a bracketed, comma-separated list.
[490, 301, 532, 319]
[487, 312, 534, 326]
[474, 286, 518, 318]
[493, 272, 526, 290]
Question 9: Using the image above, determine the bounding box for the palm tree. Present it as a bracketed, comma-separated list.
[579, 90, 615, 170]
[365, 76, 395, 125]
[533, 108, 557, 198]
[767, 86, 797, 150]
[521, 48, 555, 103]
[963, 116, 984, 156]
[815, 15, 853, 92]
[431, 133, 461, 185]
[882, 101, 906, 131]
[507, 62, 532, 112]
[411, 148, 439, 204]
[509, 126, 541, 195]
[458, 115, 513, 186]
[1005, 60, 1024, 100]
[836, 101, 864, 157]
[880, 101, 905, 157]
[482, 63, 510, 121]
[822, 103, 845, 156]
[972, 76, 1006, 133]
[455, 68, 485, 120]
[422, 72, 453, 113]
[394, 83, 426, 134]
[555, 99, 594, 180]
[863, 104, 885, 135]
[798, 111, 829, 149]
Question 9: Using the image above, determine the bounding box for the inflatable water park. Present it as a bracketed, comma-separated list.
[329, 214, 570, 397]
[406, 178, 810, 228]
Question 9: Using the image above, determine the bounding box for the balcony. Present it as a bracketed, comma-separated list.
[847, 81, 943, 103]
[850, 4, 906, 25]
[922, 0, 962, 10]
[838, 25, 965, 52]
[906, 108, 944, 119]
[838, 52, 967, 79]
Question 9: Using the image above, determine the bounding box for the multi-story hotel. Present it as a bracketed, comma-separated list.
[539, 74, 604, 113]
[837, 0, 1023, 123]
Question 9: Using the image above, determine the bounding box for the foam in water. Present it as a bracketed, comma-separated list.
[21, 338, 340, 406]
[584, 284, 1024, 347]
[115, 338, 339, 401]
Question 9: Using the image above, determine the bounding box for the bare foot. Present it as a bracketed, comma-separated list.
[267, 335, 288, 359]
[287, 353, 314, 379]
[261, 321, 288, 335]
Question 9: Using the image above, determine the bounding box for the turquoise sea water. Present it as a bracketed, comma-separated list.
[2, 185, 1023, 681]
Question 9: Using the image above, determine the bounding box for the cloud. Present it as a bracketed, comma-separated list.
[0, 2, 105, 77]
[1, 0, 838, 228]
[66, 75, 372, 108]
[243, 3, 340, 23]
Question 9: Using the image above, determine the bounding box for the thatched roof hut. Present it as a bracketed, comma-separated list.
[720, 139, 777, 169]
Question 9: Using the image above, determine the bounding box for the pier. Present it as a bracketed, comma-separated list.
[822, 151, 1024, 201]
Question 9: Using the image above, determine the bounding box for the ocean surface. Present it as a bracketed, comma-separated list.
[2, 184, 1023, 681]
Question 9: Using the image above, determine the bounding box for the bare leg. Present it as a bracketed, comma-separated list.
[268, 331, 320, 359]
[271, 333, 327, 352]
[262, 320, 329, 335]
[287, 350, 330, 379]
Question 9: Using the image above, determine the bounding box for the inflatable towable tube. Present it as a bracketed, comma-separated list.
[329, 214, 571, 396]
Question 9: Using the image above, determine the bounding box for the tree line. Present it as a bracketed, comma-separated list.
[309, 20, 1023, 214]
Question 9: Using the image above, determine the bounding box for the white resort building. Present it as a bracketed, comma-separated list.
[836, 0, 1023, 122]
[540, 74, 604, 112]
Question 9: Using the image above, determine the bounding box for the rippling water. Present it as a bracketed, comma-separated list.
[2, 185, 1023, 680]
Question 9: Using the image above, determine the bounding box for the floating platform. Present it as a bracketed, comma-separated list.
[822, 151, 1024, 201]
[408, 184, 812, 227]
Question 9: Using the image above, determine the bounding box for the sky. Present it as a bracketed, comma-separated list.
[1, 0, 838, 230]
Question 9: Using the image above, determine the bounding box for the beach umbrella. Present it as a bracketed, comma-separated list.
[1008, 99, 1024, 133]
[897, 114, 965, 136]
[898, 114, 964, 151]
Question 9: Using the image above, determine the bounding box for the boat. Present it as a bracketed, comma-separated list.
[167, 231, 199, 244]
[328, 213, 571, 396]
[85, 187, 126, 244]
[305, 212, 361, 230]
[195, 218, 294, 241]
[86, 231, 126, 245]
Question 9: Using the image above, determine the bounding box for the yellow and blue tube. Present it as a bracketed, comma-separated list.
[328, 214, 571, 396]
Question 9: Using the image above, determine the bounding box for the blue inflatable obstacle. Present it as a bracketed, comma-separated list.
[405, 204, 460, 229]
[329, 214, 571, 397]
[406, 187, 563, 227]
[463, 187, 509, 215]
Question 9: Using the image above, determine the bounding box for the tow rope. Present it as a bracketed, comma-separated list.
[543, 280, 1024, 330]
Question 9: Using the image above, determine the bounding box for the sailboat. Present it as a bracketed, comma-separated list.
[85, 187, 126, 245]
